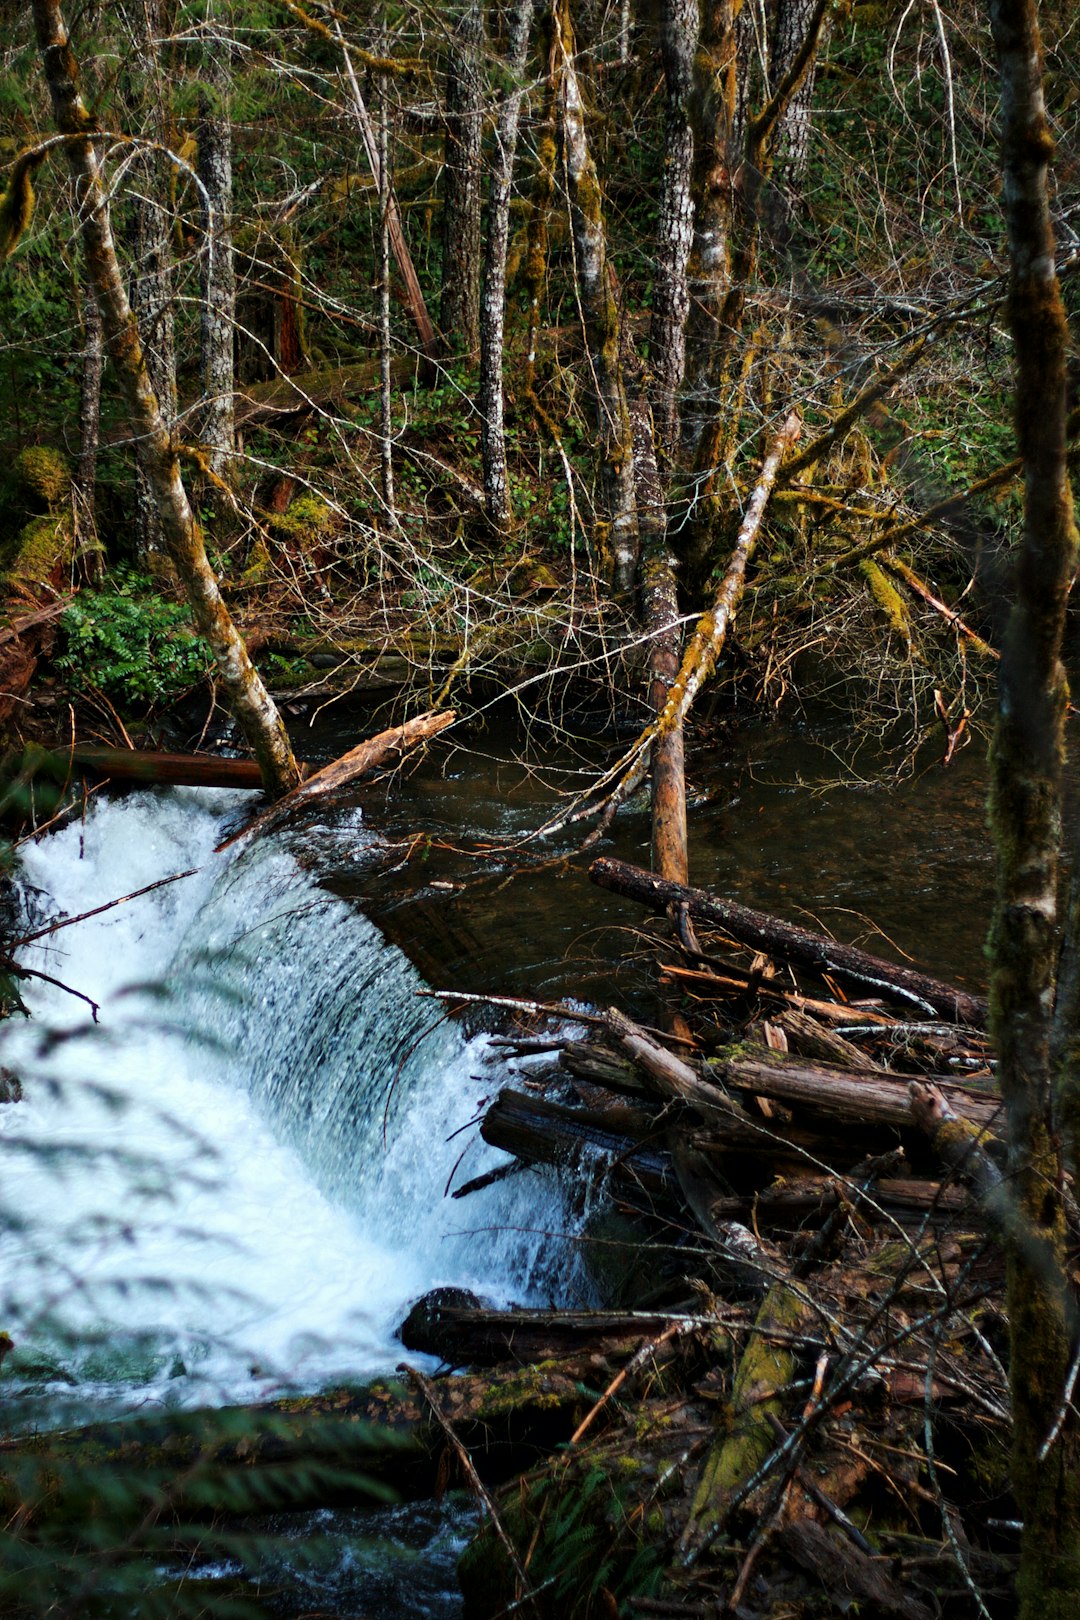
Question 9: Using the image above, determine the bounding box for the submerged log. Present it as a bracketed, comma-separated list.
[591, 857, 989, 1027]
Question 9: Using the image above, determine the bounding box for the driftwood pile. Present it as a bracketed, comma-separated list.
[411, 856, 1017, 1619]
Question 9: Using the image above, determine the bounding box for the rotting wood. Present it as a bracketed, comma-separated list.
[591, 856, 989, 1026]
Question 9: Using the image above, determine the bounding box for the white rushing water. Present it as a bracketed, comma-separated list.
[0, 788, 573, 1414]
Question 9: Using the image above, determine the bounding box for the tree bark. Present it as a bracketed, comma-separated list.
[479, 0, 536, 529]
[985, 0, 1080, 1612]
[33, 0, 302, 799]
[556, 0, 638, 595]
[74, 251, 102, 576]
[441, 0, 485, 352]
[123, 0, 177, 565]
[196, 11, 236, 484]
[679, 0, 742, 473]
[649, 0, 699, 456]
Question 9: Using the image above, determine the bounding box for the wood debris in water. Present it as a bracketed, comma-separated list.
[436, 857, 1016, 1618]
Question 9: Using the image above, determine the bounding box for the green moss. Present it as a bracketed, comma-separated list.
[13, 445, 71, 510]
[1, 513, 74, 593]
[267, 494, 336, 547]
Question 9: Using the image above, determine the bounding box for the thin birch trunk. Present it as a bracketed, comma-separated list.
[649, 0, 699, 457]
[556, 0, 637, 595]
[441, 0, 485, 352]
[985, 0, 1080, 1611]
[32, 0, 301, 800]
[479, 0, 536, 530]
[197, 14, 236, 483]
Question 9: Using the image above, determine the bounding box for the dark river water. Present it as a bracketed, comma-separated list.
[307, 709, 1000, 1009]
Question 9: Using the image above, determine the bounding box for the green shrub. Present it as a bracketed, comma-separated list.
[56, 574, 212, 708]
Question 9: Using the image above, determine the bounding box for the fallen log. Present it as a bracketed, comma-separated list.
[66, 746, 288, 789]
[715, 1047, 1001, 1133]
[399, 1288, 703, 1367]
[0, 1361, 592, 1532]
[218, 709, 455, 847]
[591, 857, 989, 1027]
[479, 1086, 675, 1203]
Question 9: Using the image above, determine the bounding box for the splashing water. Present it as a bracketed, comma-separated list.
[0, 788, 573, 1414]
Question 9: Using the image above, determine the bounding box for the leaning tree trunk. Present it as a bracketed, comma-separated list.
[123, 0, 177, 566]
[985, 0, 1080, 1613]
[556, 0, 638, 596]
[479, 0, 536, 529]
[32, 0, 302, 801]
[196, 11, 236, 484]
[648, 0, 699, 457]
[441, 0, 485, 352]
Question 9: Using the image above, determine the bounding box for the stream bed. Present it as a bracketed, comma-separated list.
[0, 713, 1004, 1614]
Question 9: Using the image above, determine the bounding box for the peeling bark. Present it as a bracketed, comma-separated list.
[32, 0, 301, 799]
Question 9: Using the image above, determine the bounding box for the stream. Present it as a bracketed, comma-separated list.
[0, 713, 1001, 1614]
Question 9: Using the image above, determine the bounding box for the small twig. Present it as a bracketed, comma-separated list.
[14, 868, 198, 946]
[405, 1365, 541, 1618]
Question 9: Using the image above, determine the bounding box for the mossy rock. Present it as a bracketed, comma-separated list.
[13, 446, 72, 511]
[266, 494, 336, 548]
[1, 513, 75, 595]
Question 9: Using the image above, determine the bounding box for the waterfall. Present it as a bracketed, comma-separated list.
[0, 787, 572, 1414]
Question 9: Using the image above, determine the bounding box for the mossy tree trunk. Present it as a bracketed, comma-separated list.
[32, 0, 302, 800]
[555, 0, 638, 596]
[441, 0, 485, 353]
[479, 0, 536, 529]
[985, 1, 1080, 1614]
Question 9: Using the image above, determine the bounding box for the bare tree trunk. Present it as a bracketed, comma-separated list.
[632, 395, 687, 882]
[33, 0, 302, 800]
[122, 0, 177, 565]
[985, 0, 1080, 1611]
[441, 0, 485, 353]
[649, 0, 699, 456]
[556, 0, 638, 595]
[378, 70, 397, 523]
[74, 253, 103, 578]
[196, 9, 236, 484]
[679, 0, 742, 473]
[479, 0, 536, 530]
